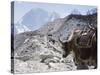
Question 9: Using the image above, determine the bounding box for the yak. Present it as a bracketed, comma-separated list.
[59, 25, 97, 69]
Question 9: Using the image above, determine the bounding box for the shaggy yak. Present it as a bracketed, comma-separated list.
[59, 25, 97, 69]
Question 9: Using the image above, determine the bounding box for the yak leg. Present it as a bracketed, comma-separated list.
[73, 48, 89, 69]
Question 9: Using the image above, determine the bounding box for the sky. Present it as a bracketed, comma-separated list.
[13, 1, 97, 23]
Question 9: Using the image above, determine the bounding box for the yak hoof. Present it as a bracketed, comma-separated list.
[77, 65, 88, 70]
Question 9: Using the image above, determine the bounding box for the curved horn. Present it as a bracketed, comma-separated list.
[58, 38, 65, 45]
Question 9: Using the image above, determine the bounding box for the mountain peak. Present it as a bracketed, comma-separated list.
[14, 8, 60, 34]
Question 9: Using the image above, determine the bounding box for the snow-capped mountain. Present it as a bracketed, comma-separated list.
[14, 18, 31, 34]
[14, 8, 60, 34]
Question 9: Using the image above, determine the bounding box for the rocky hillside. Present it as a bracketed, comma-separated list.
[12, 12, 97, 73]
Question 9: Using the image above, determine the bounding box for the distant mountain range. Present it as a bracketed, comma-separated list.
[14, 8, 60, 34]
